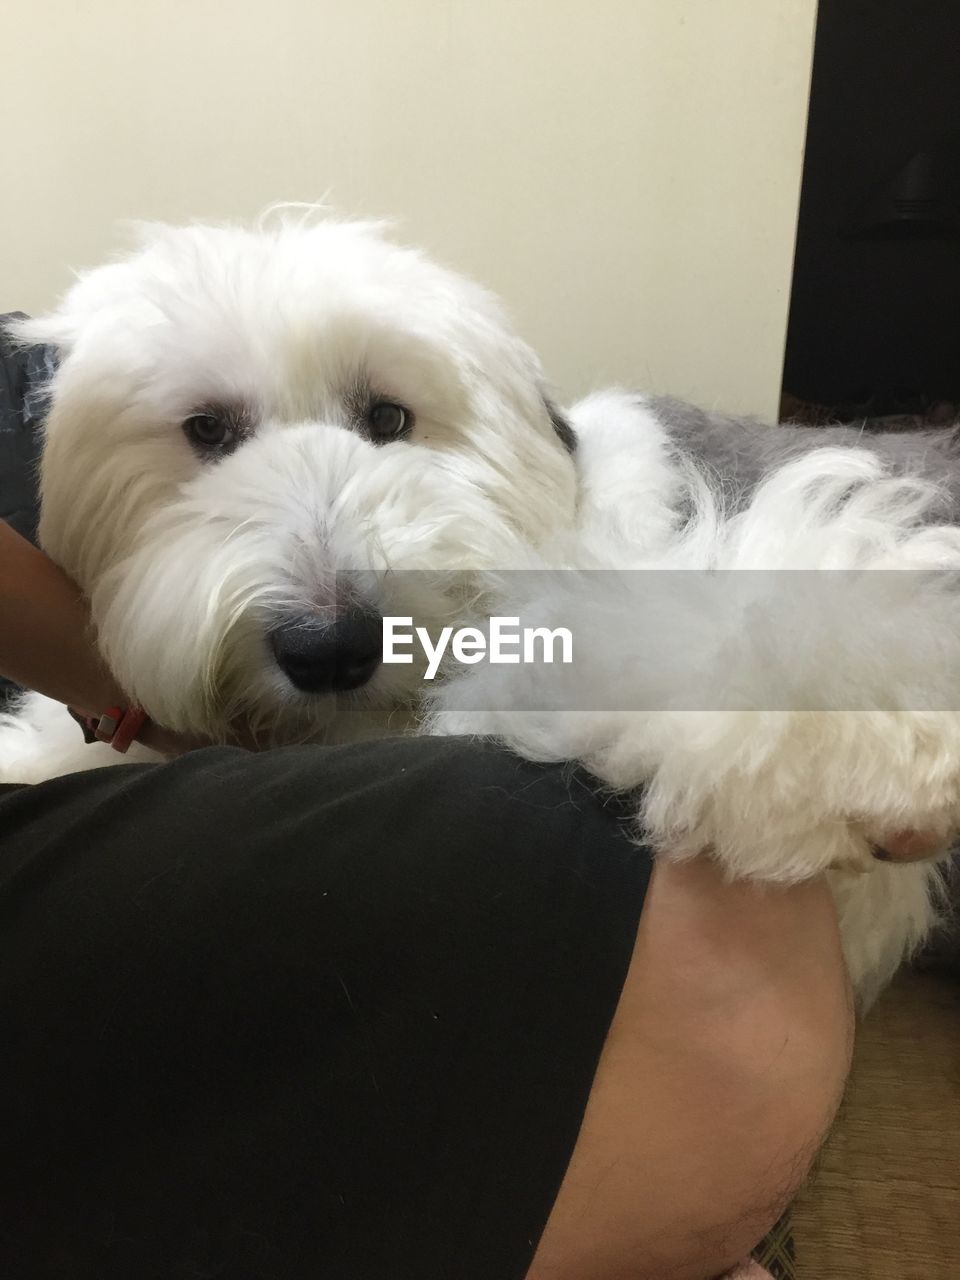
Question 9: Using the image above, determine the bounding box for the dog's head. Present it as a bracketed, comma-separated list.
[15, 218, 577, 739]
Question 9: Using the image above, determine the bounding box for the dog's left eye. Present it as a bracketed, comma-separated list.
[183, 413, 236, 454]
[367, 402, 412, 441]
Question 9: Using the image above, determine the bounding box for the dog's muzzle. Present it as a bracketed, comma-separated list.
[270, 607, 383, 693]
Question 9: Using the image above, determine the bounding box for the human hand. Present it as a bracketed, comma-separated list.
[870, 829, 955, 863]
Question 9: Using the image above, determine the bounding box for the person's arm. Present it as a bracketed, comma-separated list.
[0, 519, 202, 754]
[0, 518, 124, 713]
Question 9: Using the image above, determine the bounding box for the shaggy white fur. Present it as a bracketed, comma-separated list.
[1, 216, 956, 1006]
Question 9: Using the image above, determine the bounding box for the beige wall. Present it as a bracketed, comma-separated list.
[0, 1, 817, 420]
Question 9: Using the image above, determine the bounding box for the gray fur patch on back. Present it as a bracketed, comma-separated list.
[647, 394, 960, 518]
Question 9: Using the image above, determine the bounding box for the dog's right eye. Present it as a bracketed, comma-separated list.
[183, 413, 235, 453]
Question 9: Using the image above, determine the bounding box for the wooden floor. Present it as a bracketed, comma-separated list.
[793, 968, 960, 1279]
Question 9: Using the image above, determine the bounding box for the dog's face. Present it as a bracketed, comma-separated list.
[18, 219, 577, 739]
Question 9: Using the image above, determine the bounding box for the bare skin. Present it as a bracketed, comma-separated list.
[527, 856, 854, 1280]
[872, 828, 952, 862]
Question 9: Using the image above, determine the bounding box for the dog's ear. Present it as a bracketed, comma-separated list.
[4, 285, 107, 355]
[4, 245, 153, 356]
[543, 395, 576, 453]
[3, 310, 79, 355]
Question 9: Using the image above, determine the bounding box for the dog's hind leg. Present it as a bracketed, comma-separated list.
[828, 861, 945, 1010]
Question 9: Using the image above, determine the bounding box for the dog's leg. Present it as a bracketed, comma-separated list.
[829, 861, 944, 1009]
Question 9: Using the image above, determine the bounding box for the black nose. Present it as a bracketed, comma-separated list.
[270, 608, 383, 693]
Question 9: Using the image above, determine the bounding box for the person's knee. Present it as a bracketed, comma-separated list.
[528, 857, 853, 1280]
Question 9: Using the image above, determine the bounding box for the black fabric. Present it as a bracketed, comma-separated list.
[0, 314, 54, 711]
[0, 315, 49, 545]
[0, 735, 651, 1280]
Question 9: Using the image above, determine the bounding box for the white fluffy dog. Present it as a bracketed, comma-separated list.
[2, 216, 958, 1006]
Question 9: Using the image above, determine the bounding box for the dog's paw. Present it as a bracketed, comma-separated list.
[635, 707, 960, 883]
